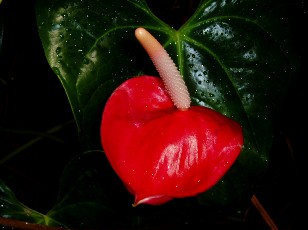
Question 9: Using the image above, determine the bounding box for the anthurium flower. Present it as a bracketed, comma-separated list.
[100, 28, 243, 206]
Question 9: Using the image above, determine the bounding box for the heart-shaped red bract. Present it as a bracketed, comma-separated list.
[101, 75, 243, 206]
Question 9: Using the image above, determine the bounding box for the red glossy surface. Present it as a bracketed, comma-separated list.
[101, 76, 243, 206]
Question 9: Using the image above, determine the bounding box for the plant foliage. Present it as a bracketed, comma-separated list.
[0, 0, 299, 228]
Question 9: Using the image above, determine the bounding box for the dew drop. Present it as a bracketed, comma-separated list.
[188, 64, 194, 68]
[56, 47, 62, 54]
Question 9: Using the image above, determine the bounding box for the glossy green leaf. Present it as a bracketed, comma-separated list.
[35, 0, 296, 210]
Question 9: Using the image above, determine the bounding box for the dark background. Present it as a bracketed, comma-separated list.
[0, 0, 306, 229]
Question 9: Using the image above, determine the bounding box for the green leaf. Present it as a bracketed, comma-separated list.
[0, 152, 131, 229]
[35, 0, 297, 208]
[35, 0, 167, 151]
[0, 179, 61, 226]
[45, 151, 131, 228]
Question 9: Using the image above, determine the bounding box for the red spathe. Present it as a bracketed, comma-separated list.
[101, 76, 243, 206]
